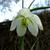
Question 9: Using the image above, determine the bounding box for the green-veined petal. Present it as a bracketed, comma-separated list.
[18, 8, 32, 18]
[10, 16, 23, 31]
[16, 20, 27, 37]
[27, 18, 38, 36]
[32, 14, 43, 30]
[10, 18, 17, 31]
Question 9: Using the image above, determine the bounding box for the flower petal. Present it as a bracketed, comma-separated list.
[32, 14, 43, 30]
[16, 21, 27, 37]
[27, 19, 38, 36]
[10, 18, 17, 31]
[18, 8, 32, 18]
[10, 16, 23, 31]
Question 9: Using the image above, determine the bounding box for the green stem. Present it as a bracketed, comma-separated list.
[30, 6, 50, 12]
[22, 0, 24, 8]
[30, 39, 38, 50]
[28, 0, 35, 9]
[19, 36, 24, 50]
[30, 36, 39, 50]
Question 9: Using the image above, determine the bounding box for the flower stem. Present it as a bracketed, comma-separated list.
[22, 0, 24, 8]
[30, 6, 50, 12]
[30, 37, 39, 50]
[19, 36, 24, 50]
[28, 0, 35, 9]
[19, 1, 24, 49]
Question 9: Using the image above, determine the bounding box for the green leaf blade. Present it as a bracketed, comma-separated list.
[30, 7, 50, 11]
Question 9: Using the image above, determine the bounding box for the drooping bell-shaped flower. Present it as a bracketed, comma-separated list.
[10, 8, 43, 37]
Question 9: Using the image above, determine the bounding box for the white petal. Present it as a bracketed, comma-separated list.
[10, 18, 17, 31]
[18, 8, 32, 18]
[27, 19, 38, 37]
[10, 16, 23, 31]
[32, 14, 43, 30]
[16, 21, 27, 37]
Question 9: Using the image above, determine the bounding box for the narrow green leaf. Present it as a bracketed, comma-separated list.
[28, 0, 35, 9]
[36, 41, 41, 50]
[30, 7, 50, 12]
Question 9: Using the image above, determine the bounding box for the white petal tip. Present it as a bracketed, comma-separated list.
[39, 25, 43, 31]
[10, 26, 15, 31]
[41, 27, 43, 30]
[10, 28, 13, 31]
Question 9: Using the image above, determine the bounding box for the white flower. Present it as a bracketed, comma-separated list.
[10, 8, 43, 37]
